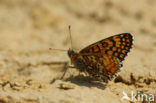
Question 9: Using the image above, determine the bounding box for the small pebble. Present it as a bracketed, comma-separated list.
[59, 83, 75, 90]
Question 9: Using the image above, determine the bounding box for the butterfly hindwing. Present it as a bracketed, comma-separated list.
[77, 54, 121, 81]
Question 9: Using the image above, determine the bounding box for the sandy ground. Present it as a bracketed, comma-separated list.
[0, 0, 156, 103]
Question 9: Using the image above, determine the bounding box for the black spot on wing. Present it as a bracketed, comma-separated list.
[114, 33, 133, 61]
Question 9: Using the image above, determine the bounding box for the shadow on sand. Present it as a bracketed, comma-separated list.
[63, 75, 106, 90]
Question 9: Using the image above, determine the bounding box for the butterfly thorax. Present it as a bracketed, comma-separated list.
[68, 49, 88, 72]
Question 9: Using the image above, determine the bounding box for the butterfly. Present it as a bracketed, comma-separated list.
[60, 28, 133, 82]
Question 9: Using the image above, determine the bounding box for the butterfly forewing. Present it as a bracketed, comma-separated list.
[80, 33, 133, 61]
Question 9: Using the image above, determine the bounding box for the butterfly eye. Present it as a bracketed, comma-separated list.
[68, 49, 75, 57]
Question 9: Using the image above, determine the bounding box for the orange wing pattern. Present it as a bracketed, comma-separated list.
[80, 33, 133, 62]
[81, 54, 121, 81]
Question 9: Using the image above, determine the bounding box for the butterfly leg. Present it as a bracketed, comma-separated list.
[61, 65, 74, 79]
[100, 75, 109, 83]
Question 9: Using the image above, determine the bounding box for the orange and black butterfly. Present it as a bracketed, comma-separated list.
[60, 26, 133, 82]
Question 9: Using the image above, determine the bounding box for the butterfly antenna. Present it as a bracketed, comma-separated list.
[68, 25, 73, 50]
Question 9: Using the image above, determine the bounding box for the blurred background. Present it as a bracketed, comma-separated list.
[0, 0, 155, 52]
[0, 0, 155, 103]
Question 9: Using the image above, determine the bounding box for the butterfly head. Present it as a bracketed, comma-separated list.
[68, 48, 77, 57]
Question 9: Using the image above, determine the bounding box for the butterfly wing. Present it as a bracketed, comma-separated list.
[80, 33, 133, 61]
